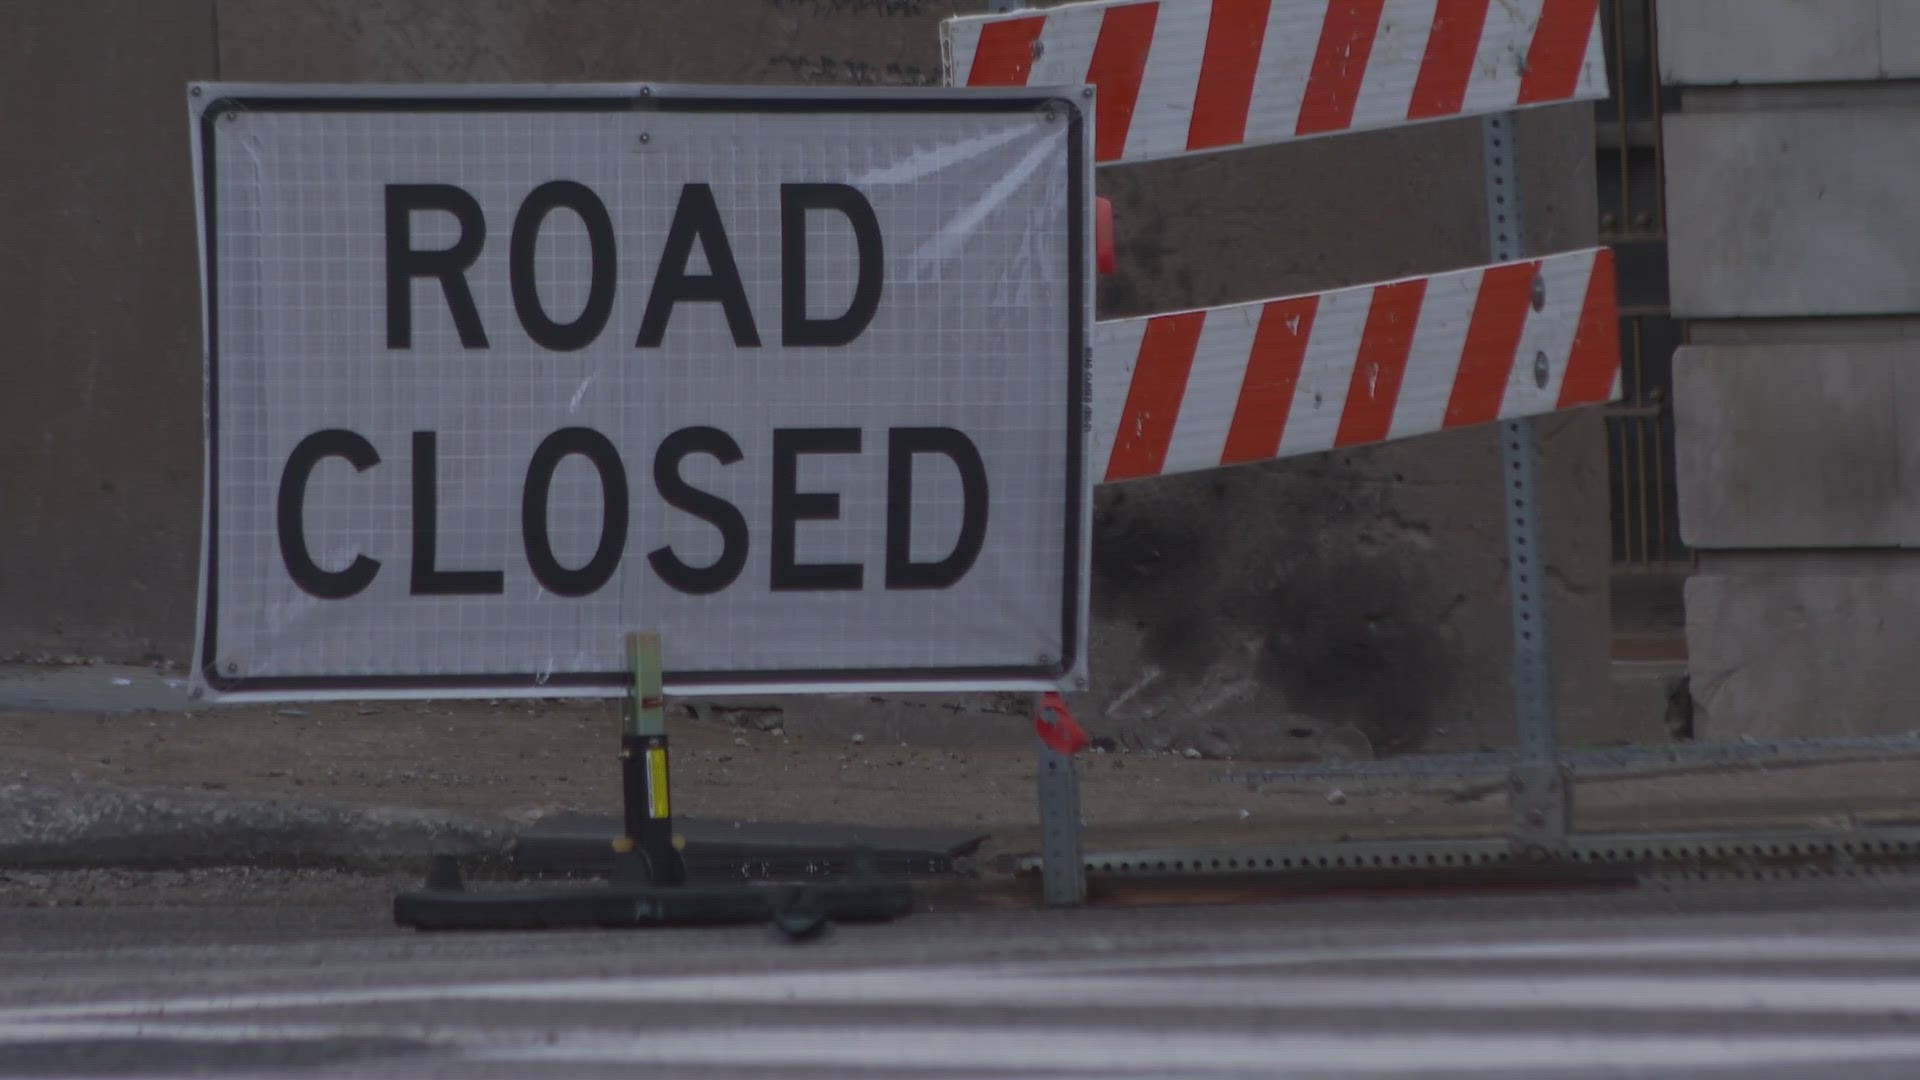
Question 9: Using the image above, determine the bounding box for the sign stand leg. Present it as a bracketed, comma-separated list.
[615, 631, 686, 887]
[1038, 747, 1086, 906]
[1035, 694, 1087, 907]
[1480, 113, 1572, 854]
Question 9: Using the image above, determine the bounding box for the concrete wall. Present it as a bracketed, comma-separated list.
[2, 0, 1611, 756]
[1, 1, 214, 663]
[1665, 0, 1920, 737]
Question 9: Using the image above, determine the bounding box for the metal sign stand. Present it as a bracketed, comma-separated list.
[1038, 749, 1086, 906]
[1480, 113, 1574, 855]
[614, 632, 687, 887]
[392, 634, 913, 931]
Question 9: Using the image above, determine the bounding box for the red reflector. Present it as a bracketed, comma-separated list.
[1096, 195, 1116, 276]
[1034, 691, 1089, 755]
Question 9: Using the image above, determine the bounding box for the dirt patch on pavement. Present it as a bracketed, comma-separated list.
[4, 702, 1918, 861]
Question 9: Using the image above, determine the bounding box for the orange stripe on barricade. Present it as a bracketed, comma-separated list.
[1106, 311, 1204, 481]
[1335, 278, 1425, 447]
[1446, 260, 1539, 428]
[1088, 2, 1160, 162]
[1187, 0, 1269, 151]
[1519, 0, 1600, 105]
[966, 15, 1045, 86]
[1409, 0, 1490, 120]
[1222, 296, 1319, 465]
[1297, 0, 1387, 136]
[1556, 247, 1620, 410]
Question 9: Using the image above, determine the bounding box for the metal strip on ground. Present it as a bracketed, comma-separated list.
[1027, 827, 1920, 881]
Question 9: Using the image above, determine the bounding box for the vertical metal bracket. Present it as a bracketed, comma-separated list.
[987, 0, 1088, 904]
[625, 630, 665, 740]
[1034, 693, 1086, 906]
[1482, 113, 1568, 850]
[1038, 745, 1086, 906]
[619, 631, 684, 886]
[1507, 763, 1572, 856]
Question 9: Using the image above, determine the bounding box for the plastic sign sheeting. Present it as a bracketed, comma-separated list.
[188, 85, 1092, 702]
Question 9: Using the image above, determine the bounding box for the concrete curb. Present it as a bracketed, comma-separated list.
[0, 781, 512, 869]
[0, 664, 191, 714]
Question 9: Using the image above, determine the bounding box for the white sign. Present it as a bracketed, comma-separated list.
[189, 84, 1091, 702]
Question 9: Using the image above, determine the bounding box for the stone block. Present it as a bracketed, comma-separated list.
[1674, 341, 1920, 549]
[1879, 1, 1920, 76]
[1687, 563, 1920, 739]
[1658, 0, 1883, 84]
[1665, 110, 1920, 318]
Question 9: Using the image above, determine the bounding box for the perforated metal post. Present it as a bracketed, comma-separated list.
[1480, 114, 1571, 852]
[985, 0, 1088, 907]
[1036, 694, 1086, 906]
[1039, 746, 1086, 906]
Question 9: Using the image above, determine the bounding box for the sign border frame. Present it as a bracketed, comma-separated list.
[191, 83, 1090, 699]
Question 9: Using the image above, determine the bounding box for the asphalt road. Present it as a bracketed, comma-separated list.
[7, 871, 1920, 1077]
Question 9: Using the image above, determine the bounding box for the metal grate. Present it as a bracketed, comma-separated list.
[1607, 315, 1688, 565]
[1597, 0, 1690, 568]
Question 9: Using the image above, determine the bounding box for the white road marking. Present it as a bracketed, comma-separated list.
[5, 933, 1920, 1024]
[484, 1027, 1920, 1074]
[7, 1018, 1920, 1076]
[4, 930, 1920, 1076]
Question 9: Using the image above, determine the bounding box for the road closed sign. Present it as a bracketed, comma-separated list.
[188, 85, 1090, 702]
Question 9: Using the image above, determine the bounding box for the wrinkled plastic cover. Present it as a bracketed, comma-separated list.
[188, 84, 1092, 703]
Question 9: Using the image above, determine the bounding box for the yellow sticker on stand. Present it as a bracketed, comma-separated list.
[646, 747, 670, 819]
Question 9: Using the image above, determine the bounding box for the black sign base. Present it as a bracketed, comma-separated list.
[394, 859, 911, 932]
